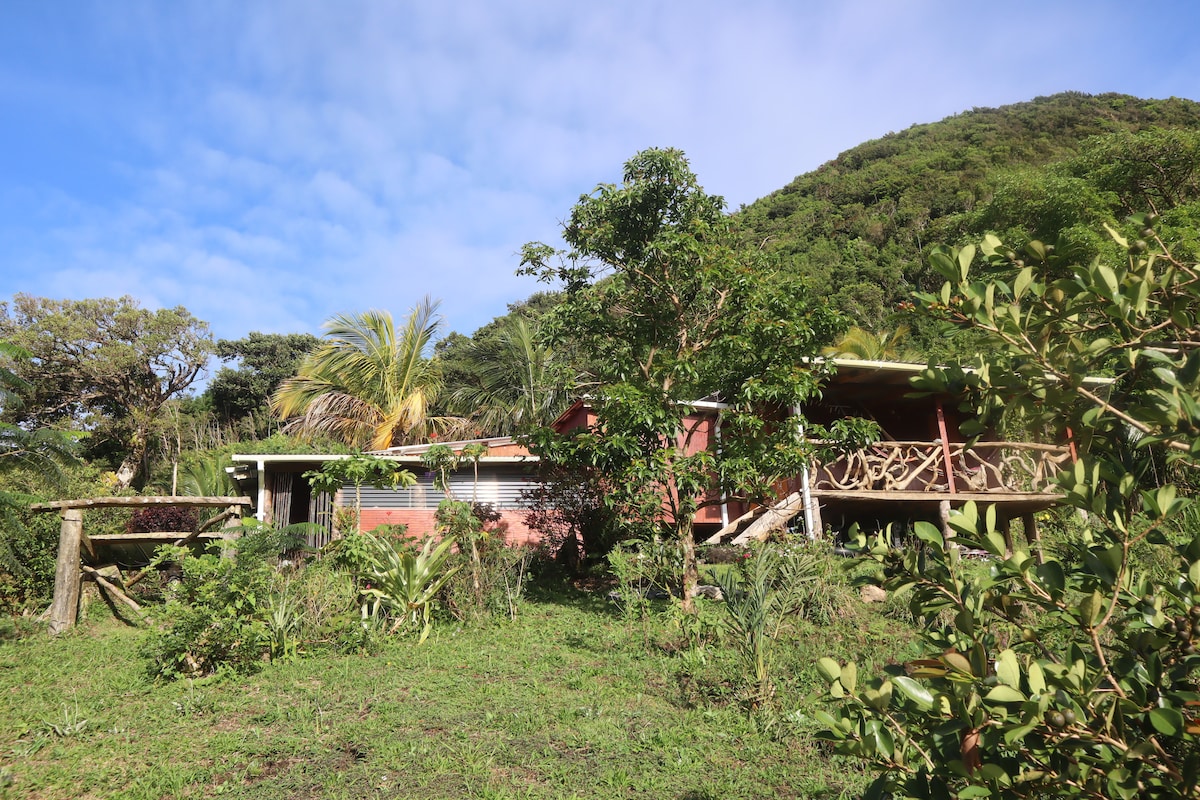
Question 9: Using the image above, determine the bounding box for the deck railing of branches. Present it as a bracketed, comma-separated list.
[811, 441, 1071, 494]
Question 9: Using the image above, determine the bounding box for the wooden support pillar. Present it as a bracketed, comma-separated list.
[939, 499, 959, 561]
[935, 399, 957, 494]
[48, 509, 83, 636]
[1022, 512, 1044, 565]
[1000, 515, 1014, 560]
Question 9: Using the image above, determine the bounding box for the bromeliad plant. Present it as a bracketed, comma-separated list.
[358, 531, 460, 643]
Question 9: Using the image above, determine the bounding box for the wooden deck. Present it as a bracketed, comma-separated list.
[811, 488, 1062, 515]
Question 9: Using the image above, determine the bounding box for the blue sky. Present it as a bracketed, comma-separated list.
[1, 1, 1198, 356]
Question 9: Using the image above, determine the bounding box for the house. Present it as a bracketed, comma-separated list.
[235, 358, 1102, 554]
[230, 436, 542, 548]
[552, 358, 1101, 549]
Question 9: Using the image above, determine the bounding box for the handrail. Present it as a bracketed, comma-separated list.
[810, 440, 1070, 494]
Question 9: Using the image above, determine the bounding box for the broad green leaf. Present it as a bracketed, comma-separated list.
[984, 685, 1026, 704]
[1027, 660, 1046, 696]
[958, 244, 976, 281]
[1096, 264, 1119, 298]
[892, 676, 934, 711]
[1037, 561, 1066, 598]
[1149, 707, 1185, 736]
[1079, 590, 1105, 628]
[943, 651, 974, 677]
[1013, 266, 1033, 300]
[1103, 222, 1128, 248]
[996, 649, 1021, 688]
[914, 521, 945, 547]
[864, 686, 891, 711]
[1005, 721, 1038, 745]
[842, 661, 858, 694]
[816, 657, 842, 684]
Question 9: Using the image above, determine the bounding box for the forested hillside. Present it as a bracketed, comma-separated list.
[735, 92, 1200, 343]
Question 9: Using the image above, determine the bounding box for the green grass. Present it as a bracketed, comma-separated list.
[0, 585, 916, 799]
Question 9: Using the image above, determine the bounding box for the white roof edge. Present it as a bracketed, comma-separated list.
[817, 356, 1115, 386]
[231, 453, 536, 465]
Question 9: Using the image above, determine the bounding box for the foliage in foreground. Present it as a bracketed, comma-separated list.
[817, 219, 1200, 798]
[142, 524, 364, 678]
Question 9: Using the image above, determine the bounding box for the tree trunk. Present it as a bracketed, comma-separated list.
[113, 456, 138, 490]
[113, 424, 153, 489]
[679, 516, 699, 614]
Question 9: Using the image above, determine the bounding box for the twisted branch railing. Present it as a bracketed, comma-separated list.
[811, 441, 1071, 494]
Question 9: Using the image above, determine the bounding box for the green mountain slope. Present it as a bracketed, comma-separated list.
[735, 91, 1200, 338]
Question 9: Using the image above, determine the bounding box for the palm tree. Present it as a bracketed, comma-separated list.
[271, 298, 456, 450]
[822, 324, 922, 362]
[447, 317, 568, 436]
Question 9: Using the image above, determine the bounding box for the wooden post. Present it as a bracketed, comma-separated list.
[48, 509, 83, 636]
[1022, 512, 1044, 564]
[1000, 515, 1014, 559]
[935, 400, 957, 494]
[939, 499, 959, 561]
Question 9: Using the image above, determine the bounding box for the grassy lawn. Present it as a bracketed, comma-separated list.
[0, 585, 916, 799]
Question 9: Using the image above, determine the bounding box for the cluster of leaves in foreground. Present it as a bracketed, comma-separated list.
[143, 518, 533, 678]
[141, 524, 338, 678]
[817, 221, 1200, 798]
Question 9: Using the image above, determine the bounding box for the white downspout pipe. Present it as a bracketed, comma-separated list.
[794, 406, 816, 540]
[714, 411, 729, 528]
[256, 458, 267, 523]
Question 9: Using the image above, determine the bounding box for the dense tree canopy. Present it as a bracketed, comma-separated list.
[736, 92, 1200, 349]
[0, 294, 212, 487]
[205, 331, 320, 436]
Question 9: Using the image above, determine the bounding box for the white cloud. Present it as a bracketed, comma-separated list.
[1, 0, 1198, 349]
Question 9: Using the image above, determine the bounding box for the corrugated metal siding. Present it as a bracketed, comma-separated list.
[351, 469, 538, 510]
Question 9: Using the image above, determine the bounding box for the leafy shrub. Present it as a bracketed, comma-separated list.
[322, 525, 410, 575]
[0, 464, 121, 611]
[607, 537, 684, 617]
[815, 225, 1200, 798]
[438, 537, 534, 623]
[142, 523, 329, 678]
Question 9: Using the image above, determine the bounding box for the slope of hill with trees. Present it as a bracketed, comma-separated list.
[735, 92, 1200, 344]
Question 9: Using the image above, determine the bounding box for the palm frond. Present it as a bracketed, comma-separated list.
[270, 299, 446, 449]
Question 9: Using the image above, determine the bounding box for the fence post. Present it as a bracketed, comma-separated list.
[48, 508, 83, 636]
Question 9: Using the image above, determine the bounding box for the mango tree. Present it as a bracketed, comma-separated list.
[521, 148, 848, 611]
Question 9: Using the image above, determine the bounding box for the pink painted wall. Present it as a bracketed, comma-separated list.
[356, 508, 540, 547]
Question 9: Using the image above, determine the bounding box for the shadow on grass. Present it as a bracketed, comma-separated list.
[524, 576, 622, 618]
